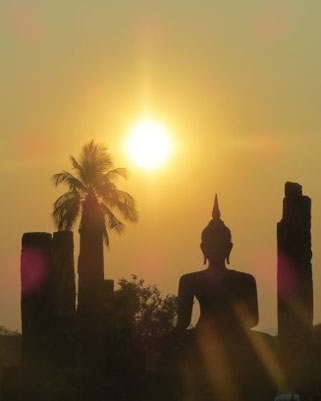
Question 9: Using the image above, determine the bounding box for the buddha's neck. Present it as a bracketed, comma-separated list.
[207, 260, 227, 271]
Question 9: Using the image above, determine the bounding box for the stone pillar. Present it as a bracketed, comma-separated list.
[52, 231, 76, 368]
[277, 182, 315, 395]
[21, 232, 53, 367]
[52, 231, 75, 316]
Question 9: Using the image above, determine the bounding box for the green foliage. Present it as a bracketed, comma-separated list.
[52, 140, 138, 246]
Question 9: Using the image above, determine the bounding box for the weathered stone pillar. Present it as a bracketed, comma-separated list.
[52, 231, 75, 316]
[52, 231, 76, 368]
[21, 232, 53, 367]
[277, 182, 315, 396]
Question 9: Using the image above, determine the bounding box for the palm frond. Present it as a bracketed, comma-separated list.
[79, 140, 114, 186]
[94, 181, 116, 200]
[100, 189, 138, 223]
[52, 191, 81, 230]
[116, 200, 138, 223]
[51, 171, 85, 192]
[104, 168, 129, 182]
[102, 223, 110, 247]
[100, 203, 126, 234]
[69, 156, 85, 181]
[116, 190, 136, 208]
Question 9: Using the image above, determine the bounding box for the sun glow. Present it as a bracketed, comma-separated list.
[126, 118, 173, 169]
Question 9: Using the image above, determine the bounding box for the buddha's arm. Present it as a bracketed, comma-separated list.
[236, 274, 259, 329]
[244, 275, 259, 328]
[177, 275, 194, 330]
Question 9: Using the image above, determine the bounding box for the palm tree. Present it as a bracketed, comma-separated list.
[52, 140, 138, 312]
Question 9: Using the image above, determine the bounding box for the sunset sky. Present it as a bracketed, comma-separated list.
[1, 0, 321, 331]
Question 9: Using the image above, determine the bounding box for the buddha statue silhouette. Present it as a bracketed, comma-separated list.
[175, 196, 275, 401]
[177, 195, 258, 333]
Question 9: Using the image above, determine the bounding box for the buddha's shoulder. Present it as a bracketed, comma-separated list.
[179, 270, 205, 283]
[228, 269, 256, 283]
[179, 269, 256, 285]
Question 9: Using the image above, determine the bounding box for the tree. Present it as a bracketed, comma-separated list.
[52, 140, 138, 311]
[0, 326, 20, 336]
[113, 275, 178, 356]
[52, 140, 138, 244]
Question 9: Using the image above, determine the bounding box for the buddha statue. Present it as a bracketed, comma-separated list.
[177, 195, 258, 334]
[175, 196, 275, 401]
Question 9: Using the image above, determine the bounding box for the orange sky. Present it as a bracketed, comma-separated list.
[1, 0, 321, 331]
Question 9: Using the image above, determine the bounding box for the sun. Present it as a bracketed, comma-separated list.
[126, 118, 173, 169]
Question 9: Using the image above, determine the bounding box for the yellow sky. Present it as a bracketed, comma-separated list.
[1, 0, 321, 331]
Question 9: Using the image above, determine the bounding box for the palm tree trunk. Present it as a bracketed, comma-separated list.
[77, 194, 105, 315]
[78, 229, 104, 313]
[76, 196, 106, 370]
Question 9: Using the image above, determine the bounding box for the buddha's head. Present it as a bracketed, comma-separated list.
[201, 195, 233, 265]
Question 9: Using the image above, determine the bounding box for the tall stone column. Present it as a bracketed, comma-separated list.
[52, 231, 75, 316]
[52, 231, 76, 367]
[277, 182, 315, 396]
[21, 232, 53, 367]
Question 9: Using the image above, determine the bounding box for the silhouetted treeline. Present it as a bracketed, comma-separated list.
[1, 276, 178, 401]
